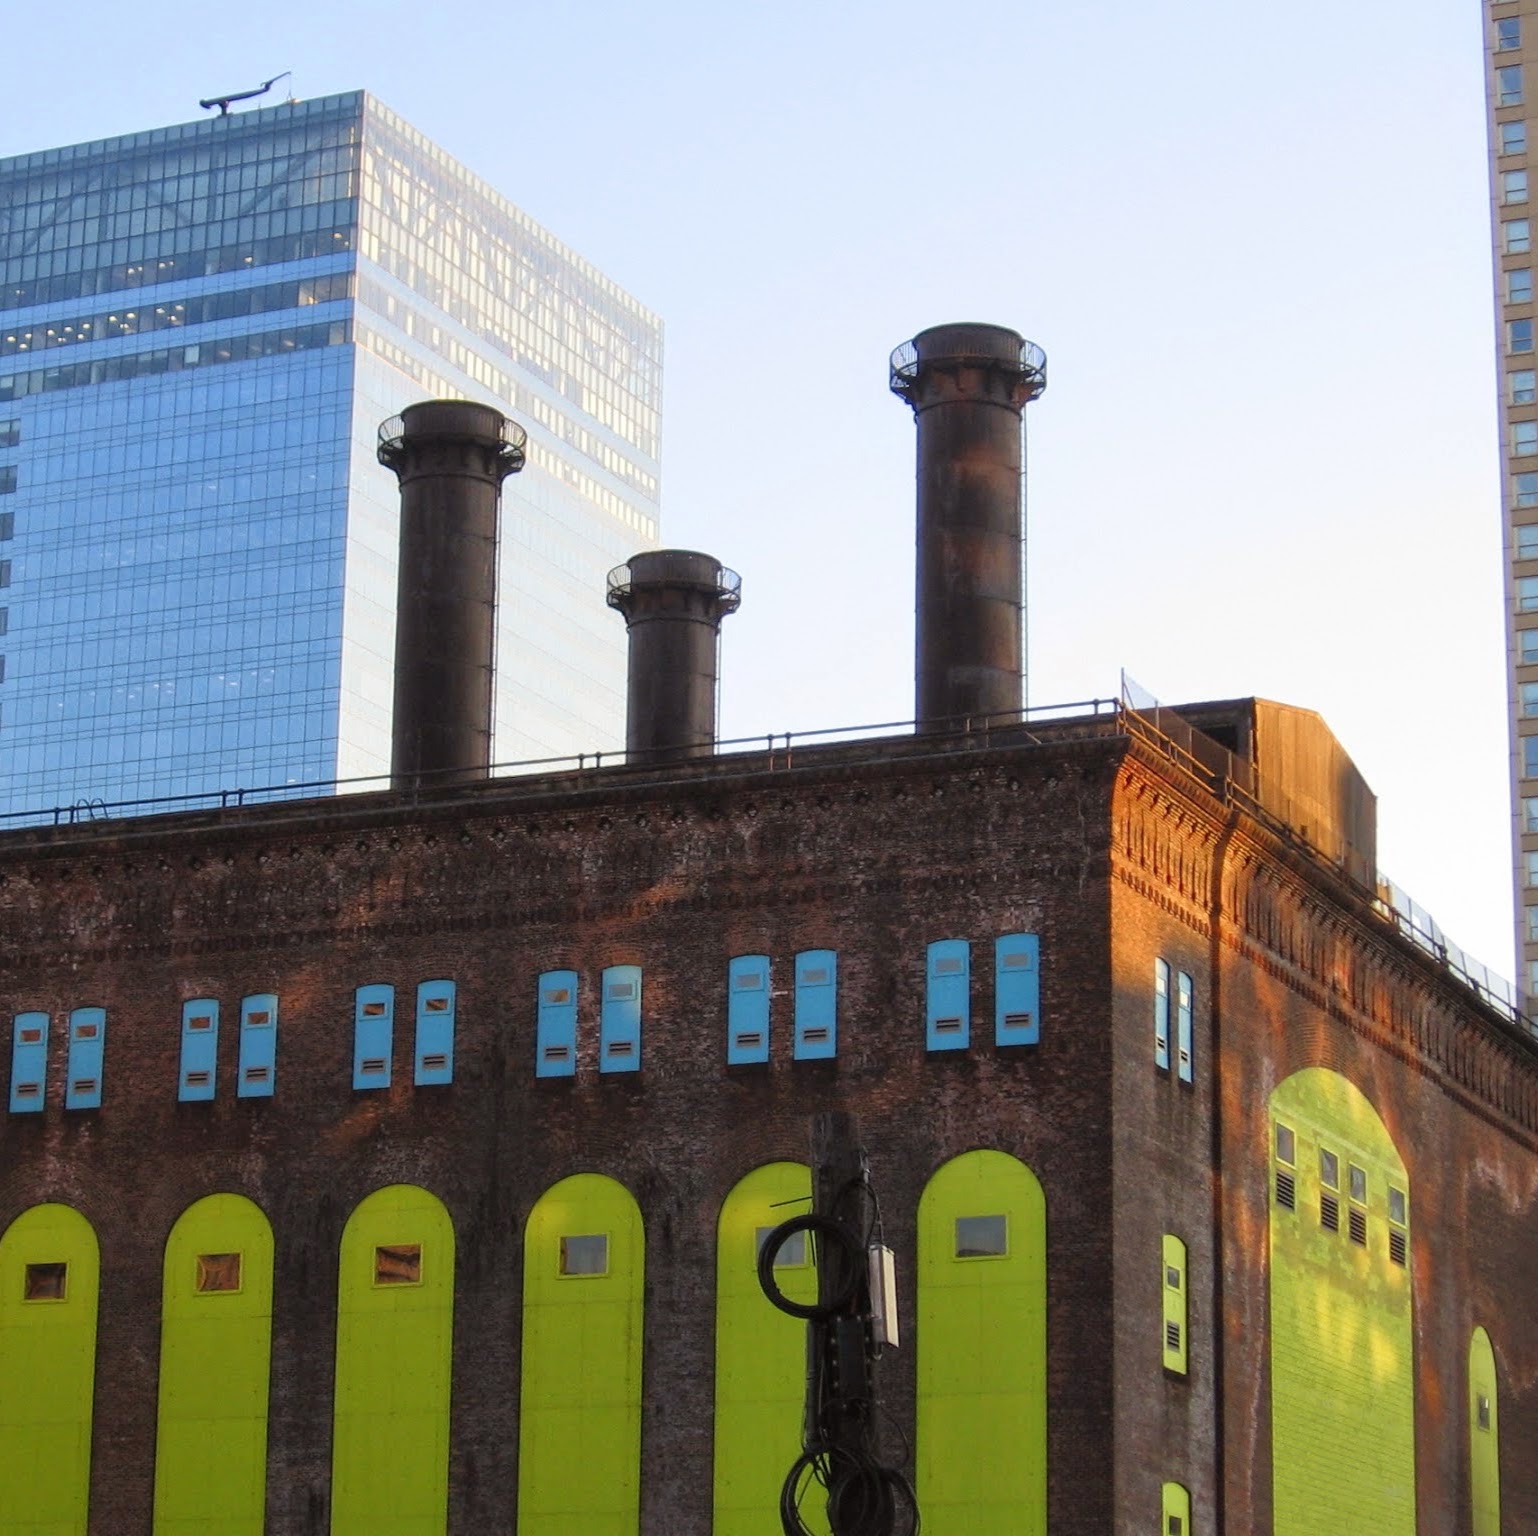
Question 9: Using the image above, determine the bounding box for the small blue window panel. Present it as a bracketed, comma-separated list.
[9, 1011, 48, 1113]
[414, 979, 456, 1086]
[536, 970, 578, 1078]
[238, 994, 278, 1098]
[1154, 959, 1171, 1071]
[600, 965, 642, 1073]
[995, 933, 1040, 1046]
[793, 950, 837, 1060]
[178, 999, 219, 1102]
[1176, 971, 1194, 1084]
[64, 1007, 106, 1110]
[926, 939, 970, 1051]
[727, 955, 771, 1065]
[353, 984, 394, 1091]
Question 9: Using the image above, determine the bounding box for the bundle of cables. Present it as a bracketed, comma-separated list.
[757, 1184, 918, 1536]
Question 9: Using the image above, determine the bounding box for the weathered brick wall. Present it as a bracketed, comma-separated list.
[0, 733, 1122, 1536]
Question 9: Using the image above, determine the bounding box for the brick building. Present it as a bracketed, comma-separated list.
[1, 330, 1536, 1535]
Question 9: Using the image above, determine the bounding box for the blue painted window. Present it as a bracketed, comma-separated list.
[64, 1007, 106, 1110]
[600, 965, 642, 1073]
[793, 950, 837, 1059]
[1176, 971, 1194, 1084]
[9, 1011, 47, 1113]
[238, 994, 278, 1098]
[414, 979, 456, 1086]
[536, 971, 578, 1078]
[926, 939, 970, 1051]
[1154, 959, 1171, 1071]
[178, 999, 219, 1102]
[352, 985, 394, 1091]
[994, 933, 1040, 1046]
[727, 955, 771, 1065]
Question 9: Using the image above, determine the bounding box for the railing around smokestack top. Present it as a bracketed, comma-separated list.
[888, 335, 1048, 402]
[376, 411, 528, 474]
[604, 560, 742, 610]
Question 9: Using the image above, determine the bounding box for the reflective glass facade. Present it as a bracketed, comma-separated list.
[0, 92, 661, 816]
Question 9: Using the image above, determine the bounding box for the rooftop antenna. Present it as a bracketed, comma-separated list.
[199, 71, 291, 116]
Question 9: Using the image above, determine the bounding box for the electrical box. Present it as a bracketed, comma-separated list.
[868, 1244, 899, 1348]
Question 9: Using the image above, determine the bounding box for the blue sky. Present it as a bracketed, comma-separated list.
[4, 2, 1511, 971]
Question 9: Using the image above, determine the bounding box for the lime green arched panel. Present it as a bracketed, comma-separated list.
[330, 1185, 455, 1536]
[1269, 1068, 1413, 1535]
[1162, 1480, 1191, 1534]
[1470, 1327, 1500, 1536]
[518, 1173, 644, 1536]
[0, 1203, 99, 1536]
[153, 1193, 274, 1534]
[917, 1149, 1047, 1536]
[712, 1162, 827, 1536]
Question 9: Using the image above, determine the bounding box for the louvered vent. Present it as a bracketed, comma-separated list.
[542, 1045, 570, 1061]
[1348, 1208, 1367, 1247]
[184, 1070, 211, 1087]
[607, 1040, 635, 1057]
[1165, 1321, 1181, 1352]
[1275, 1169, 1296, 1210]
[933, 1017, 964, 1033]
[420, 1053, 448, 1071]
[360, 1057, 388, 1074]
[242, 1065, 270, 1083]
[1003, 1011, 1033, 1030]
[15, 1082, 40, 1098]
[735, 1032, 763, 1049]
[1388, 1228, 1407, 1266]
[71, 1078, 97, 1095]
[1321, 1193, 1340, 1232]
[803, 1027, 830, 1043]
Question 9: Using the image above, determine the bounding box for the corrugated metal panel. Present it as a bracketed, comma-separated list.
[536, 971, 578, 1078]
[237, 994, 278, 1098]
[994, 933, 1040, 1047]
[64, 1007, 106, 1110]
[793, 950, 837, 1060]
[8, 1011, 48, 1113]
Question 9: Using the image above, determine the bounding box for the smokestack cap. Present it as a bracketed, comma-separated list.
[890, 323, 1047, 408]
[378, 399, 526, 481]
[607, 550, 742, 619]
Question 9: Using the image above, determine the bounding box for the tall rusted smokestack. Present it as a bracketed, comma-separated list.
[377, 400, 526, 790]
[889, 323, 1047, 732]
[606, 550, 741, 763]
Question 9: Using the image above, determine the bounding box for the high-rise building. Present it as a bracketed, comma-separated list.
[0, 90, 661, 816]
[1486, 5, 1538, 996]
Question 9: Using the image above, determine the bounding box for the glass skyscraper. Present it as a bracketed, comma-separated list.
[0, 91, 661, 816]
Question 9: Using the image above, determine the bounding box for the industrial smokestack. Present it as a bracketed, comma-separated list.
[377, 400, 526, 790]
[889, 323, 1047, 732]
[606, 550, 741, 763]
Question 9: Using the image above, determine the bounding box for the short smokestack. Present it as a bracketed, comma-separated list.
[606, 550, 741, 763]
[889, 323, 1047, 732]
[377, 400, 526, 790]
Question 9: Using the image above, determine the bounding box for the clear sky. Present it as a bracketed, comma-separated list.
[3, 2, 1510, 974]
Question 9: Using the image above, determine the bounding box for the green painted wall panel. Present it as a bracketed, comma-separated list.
[518, 1174, 643, 1536]
[0, 1203, 99, 1536]
[917, 1150, 1046, 1536]
[330, 1185, 455, 1536]
[1470, 1326, 1501, 1536]
[712, 1162, 827, 1536]
[1269, 1068, 1414, 1536]
[153, 1194, 274, 1534]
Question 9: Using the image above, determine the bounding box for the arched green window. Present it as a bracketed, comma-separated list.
[917, 1149, 1046, 1536]
[0, 1203, 99, 1536]
[712, 1162, 824, 1535]
[1469, 1326, 1500, 1536]
[153, 1193, 274, 1534]
[1162, 1480, 1191, 1534]
[1269, 1068, 1413, 1535]
[518, 1174, 644, 1536]
[330, 1185, 455, 1535]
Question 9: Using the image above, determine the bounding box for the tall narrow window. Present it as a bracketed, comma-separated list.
[1506, 218, 1533, 255]
[1469, 1327, 1501, 1536]
[351, 985, 394, 1090]
[413, 979, 456, 1086]
[1162, 1234, 1188, 1375]
[237, 993, 277, 1098]
[178, 999, 219, 1102]
[793, 949, 837, 1059]
[1175, 971, 1194, 1083]
[64, 1007, 105, 1110]
[600, 965, 642, 1072]
[1154, 958, 1171, 1070]
[1503, 118, 1529, 155]
[535, 970, 578, 1078]
[926, 939, 970, 1051]
[1499, 64, 1525, 106]
[1498, 15, 1522, 49]
[994, 932, 1040, 1046]
[727, 955, 771, 1065]
[1504, 168, 1529, 205]
[9, 1011, 47, 1113]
